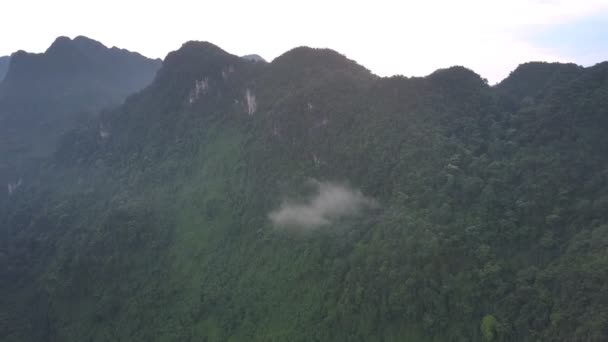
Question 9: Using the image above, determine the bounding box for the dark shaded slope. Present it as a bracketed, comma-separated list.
[0, 36, 161, 193]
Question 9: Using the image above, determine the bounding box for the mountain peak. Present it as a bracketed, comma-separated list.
[270, 46, 374, 81]
[274, 46, 361, 68]
[1, 35, 161, 101]
[49, 35, 71, 46]
[241, 54, 267, 63]
[428, 66, 484, 82]
[157, 41, 239, 81]
[426, 65, 488, 94]
[496, 61, 583, 102]
[173, 41, 228, 56]
[46, 35, 107, 54]
[162, 41, 233, 67]
[73, 35, 107, 49]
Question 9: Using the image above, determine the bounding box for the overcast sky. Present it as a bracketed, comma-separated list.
[1, 0, 607, 83]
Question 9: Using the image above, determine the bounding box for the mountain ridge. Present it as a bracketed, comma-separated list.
[0, 36, 161, 100]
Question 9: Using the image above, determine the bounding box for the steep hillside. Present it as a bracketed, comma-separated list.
[1, 42, 607, 342]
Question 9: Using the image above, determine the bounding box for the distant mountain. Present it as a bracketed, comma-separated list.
[241, 54, 267, 63]
[1, 40, 608, 342]
[0, 35, 161, 187]
[0, 35, 161, 107]
[0, 56, 9, 81]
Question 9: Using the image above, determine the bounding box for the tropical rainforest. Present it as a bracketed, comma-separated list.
[1, 37, 607, 341]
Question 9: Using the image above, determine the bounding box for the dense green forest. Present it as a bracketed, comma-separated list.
[1, 41, 607, 341]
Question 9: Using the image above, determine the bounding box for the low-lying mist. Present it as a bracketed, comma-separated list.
[269, 180, 378, 231]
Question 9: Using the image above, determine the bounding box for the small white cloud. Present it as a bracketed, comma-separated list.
[269, 180, 377, 231]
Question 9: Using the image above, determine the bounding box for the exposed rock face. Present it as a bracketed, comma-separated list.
[7, 178, 21, 195]
[245, 88, 257, 115]
[188, 78, 209, 104]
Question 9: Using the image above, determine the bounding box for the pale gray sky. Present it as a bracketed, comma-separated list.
[1, 0, 607, 83]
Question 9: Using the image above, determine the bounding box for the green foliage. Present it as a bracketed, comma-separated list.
[481, 315, 499, 341]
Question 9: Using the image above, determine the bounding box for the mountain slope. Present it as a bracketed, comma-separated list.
[1, 42, 607, 342]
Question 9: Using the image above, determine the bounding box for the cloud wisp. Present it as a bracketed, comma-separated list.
[269, 181, 377, 231]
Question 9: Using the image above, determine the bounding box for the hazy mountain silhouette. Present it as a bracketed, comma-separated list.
[0, 36, 161, 187]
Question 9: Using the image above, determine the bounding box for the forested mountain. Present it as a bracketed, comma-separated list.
[1, 41, 607, 341]
[0, 36, 161, 192]
[0, 56, 9, 81]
